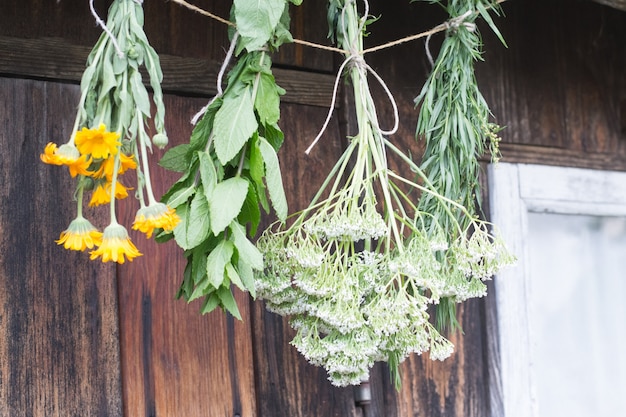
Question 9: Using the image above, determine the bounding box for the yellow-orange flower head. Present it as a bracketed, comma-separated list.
[132, 203, 181, 238]
[56, 216, 103, 251]
[75, 124, 121, 159]
[90, 223, 142, 264]
[40, 142, 91, 177]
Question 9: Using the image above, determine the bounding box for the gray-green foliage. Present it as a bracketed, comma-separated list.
[78, 0, 166, 179]
[414, 0, 505, 331]
[158, 0, 293, 318]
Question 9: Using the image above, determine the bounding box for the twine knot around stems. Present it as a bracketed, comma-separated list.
[304, 50, 399, 155]
[425, 10, 476, 68]
[444, 10, 477, 32]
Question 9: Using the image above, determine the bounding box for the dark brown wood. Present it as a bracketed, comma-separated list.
[0, 36, 336, 108]
[115, 94, 257, 417]
[479, 0, 626, 160]
[0, 78, 123, 416]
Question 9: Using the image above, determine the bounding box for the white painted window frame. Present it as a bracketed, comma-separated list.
[487, 162, 626, 417]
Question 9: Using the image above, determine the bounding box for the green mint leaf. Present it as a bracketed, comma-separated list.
[263, 122, 284, 150]
[249, 135, 264, 184]
[200, 292, 220, 315]
[213, 89, 258, 164]
[229, 221, 263, 270]
[259, 137, 288, 221]
[173, 203, 191, 249]
[254, 72, 282, 125]
[237, 258, 256, 298]
[165, 185, 196, 209]
[206, 239, 234, 288]
[225, 263, 245, 292]
[216, 285, 242, 320]
[238, 182, 261, 236]
[233, 0, 286, 52]
[209, 177, 249, 235]
[186, 191, 211, 249]
[159, 144, 191, 172]
[198, 151, 217, 198]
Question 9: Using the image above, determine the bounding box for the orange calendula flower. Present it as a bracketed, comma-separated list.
[40, 142, 91, 177]
[90, 223, 142, 264]
[74, 124, 121, 159]
[132, 203, 181, 238]
[56, 216, 103, 251]
[88, 181, 132, 207]
[93, 153, 137, 180]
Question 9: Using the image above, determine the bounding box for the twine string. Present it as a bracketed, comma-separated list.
[89, 0, 125, 58]
[191, 32, 240, 125]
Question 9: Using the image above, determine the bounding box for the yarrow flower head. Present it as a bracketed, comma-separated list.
[56, 216, 103, 251]
[132, 203, 180, 238]
[74, 124, 121, 159]
[40, 142, 91, 177]
[90, 223, 142, 264]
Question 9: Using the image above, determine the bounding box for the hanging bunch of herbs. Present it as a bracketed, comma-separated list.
[254, 0, 514, 387]
[40, 0, 179, 263]
[157, 0, 299, 318]
[414, 0, 506, 330]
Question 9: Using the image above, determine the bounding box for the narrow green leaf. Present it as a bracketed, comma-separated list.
[249, 135, 265, 184]
[258, 137, 288, 221]
[188, 280, 210, 302]
[173, 203, 191, 250]
[206, 239, 234, 288]
[213, 89, 258, 165]
[209, 177, 249, 235]
[217, 285, 242, 320]
[230, 221, 263, 270]
[165, 185, 196, 209]
[200, 292, 220, 315]
[186, 191, 211, 249]
[237, 258, 256, 298]
[254, 72, 281, 125]
[225, 263, 245, 292]
[130, 70, 151, 116]
[238, 182, 261, 236]
[198, 151, 217, 198]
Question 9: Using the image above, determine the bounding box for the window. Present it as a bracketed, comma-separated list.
[488, 163, 626, 417]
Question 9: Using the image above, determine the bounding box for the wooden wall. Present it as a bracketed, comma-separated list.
[0, 0, 625, 416]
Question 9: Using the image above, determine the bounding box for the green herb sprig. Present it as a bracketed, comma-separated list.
[414, 0, 506, 331]
[158, 0, 298, 318]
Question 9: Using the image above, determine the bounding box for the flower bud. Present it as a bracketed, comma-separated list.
[152, 133, 169, 149]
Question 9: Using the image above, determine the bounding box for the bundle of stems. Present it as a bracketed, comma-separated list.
[255, 0, 514, 387]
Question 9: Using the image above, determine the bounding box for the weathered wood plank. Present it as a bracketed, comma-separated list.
[0, 35, 336, 108]
[0, 78, 123, 416]
[479, 0, 626, 155]
[115, 94, 257, 417]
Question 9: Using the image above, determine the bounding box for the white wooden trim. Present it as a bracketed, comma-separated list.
[487, 163, 626, 417]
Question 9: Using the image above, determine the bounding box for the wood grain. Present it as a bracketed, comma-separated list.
[250, 103, 359, 417]
[0, 78, 123, 416]
[115, 94, 257, 417]
[0, 36, 336, 108]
